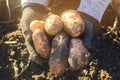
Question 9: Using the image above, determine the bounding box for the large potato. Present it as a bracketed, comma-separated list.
[68, 38, 90, 70]
[61, 10, 85, 37]
[49, 32, 69, 76]
[32, 29, 50, 59]
[45, 14, 63, 35]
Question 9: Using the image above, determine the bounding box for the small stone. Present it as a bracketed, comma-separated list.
[10, 51, 15, 56]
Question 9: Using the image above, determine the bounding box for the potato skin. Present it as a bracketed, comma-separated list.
[32, 29, 50, 59]
[45, 14, 63, 35]
[49, 32, 69, 76]
[30, 20, 45, 32]
[68, 38, 90, 70]
[61, 10, 85, 37]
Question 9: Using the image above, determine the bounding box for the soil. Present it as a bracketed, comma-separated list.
[0, 7, 120, 80]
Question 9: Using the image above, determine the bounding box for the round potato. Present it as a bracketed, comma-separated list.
[30, 20, 45, 32]
[68, 38, 90, 70]
[61, 10, 85, 37]
[32, 29, 50, 59]
[49, 31, 69, 76]
[45, 14, 63, 35]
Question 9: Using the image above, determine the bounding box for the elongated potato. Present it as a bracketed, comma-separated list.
[45, 14, 63, 35]
[32, 29, 50, 59]
[68, 38, 90, 70]
[49, 32, 69, 76]
[61, 10, 85, 37]
[30, 20, 45, 32]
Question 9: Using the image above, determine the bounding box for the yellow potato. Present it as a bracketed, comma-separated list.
[61, 10, 85, 37]
[30, 20, 45, 32]
[32, 29, 50, 59]
[45, 14, 63, 35]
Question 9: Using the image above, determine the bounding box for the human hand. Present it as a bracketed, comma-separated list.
[83, 19, 93, 49]
[20, 5, 47, 65]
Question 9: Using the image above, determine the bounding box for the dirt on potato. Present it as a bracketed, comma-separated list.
[0, 7, 120, 80]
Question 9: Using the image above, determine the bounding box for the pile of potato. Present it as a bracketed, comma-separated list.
[29, 10, 90, 76]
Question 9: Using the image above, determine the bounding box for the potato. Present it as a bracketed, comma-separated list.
[49, 32, 69, 76]
[32, 29, 50, 59]
[61, 10, 85, 37]
[30, 20, 45, 32]
[68, 38, 90, 70]
[45, 14, 63, 35]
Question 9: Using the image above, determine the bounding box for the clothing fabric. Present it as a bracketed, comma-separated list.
[21, 0, 80, 15]
[21, 0, 48, 6]
[77, 0, 110, 22]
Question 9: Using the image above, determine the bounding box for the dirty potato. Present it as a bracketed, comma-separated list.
[32, 29, 50, 59]
[61, 10, 85, 37]
[49, 32, 69, 76]
[68, 38, 90, 70]
[45, 14, 63, 35]
[30, 20, 45, 32]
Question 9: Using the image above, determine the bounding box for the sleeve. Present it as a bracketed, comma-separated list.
[21, 0, 49, 6]
[77, 0, 110, 22]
